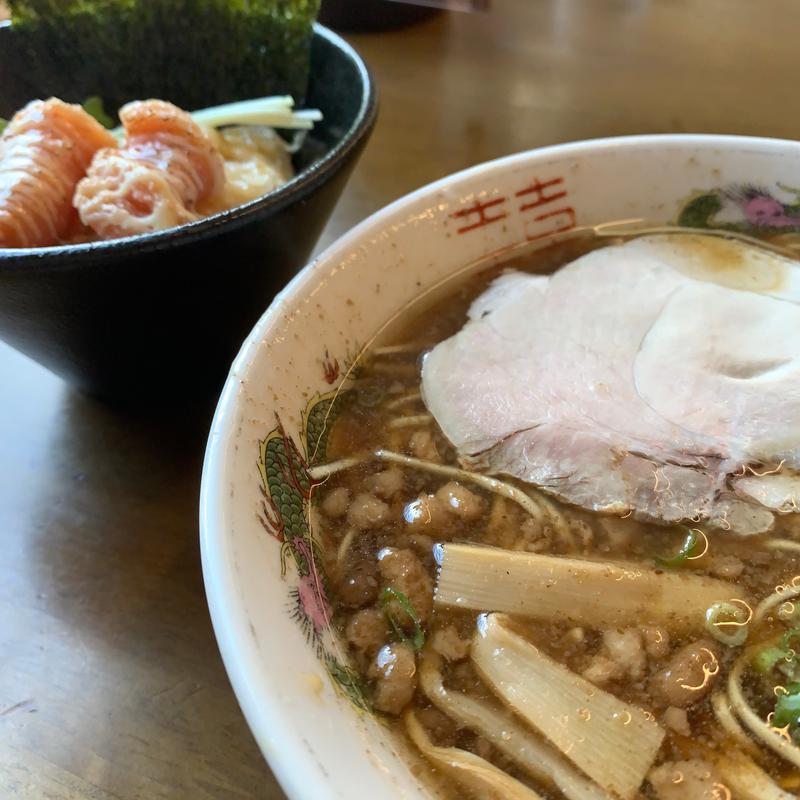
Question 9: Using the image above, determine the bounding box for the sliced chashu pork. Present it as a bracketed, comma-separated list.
[421, 234, 800, 534]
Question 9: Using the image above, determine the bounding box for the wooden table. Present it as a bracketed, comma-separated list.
[2, 2, 800, 797]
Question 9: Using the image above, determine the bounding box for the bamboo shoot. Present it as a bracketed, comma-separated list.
[437, 544, 746, 632]
[472, 614, 664, 800]
[419, 653, 613, 800]
[404, 711, 545, 800]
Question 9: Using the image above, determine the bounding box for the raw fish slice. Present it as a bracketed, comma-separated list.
[75, 100, 225, 240]
[121, 100, 224, 206]
[421, 234, 800, 534]
[0, 98, 117, 247]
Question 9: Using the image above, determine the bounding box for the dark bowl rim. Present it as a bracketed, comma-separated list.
[0, 22, 378, 270]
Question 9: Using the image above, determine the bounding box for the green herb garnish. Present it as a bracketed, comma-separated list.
[380, 587, 425, 652]
[783, 628, 800, 654]
[753, 645, 790, 675]
[752, 629, 800, 679]
[774, 682, 800, 742]
[757, 636, 800, 741]
[0, 118, 7, 135]
[81, 96, 114, 129]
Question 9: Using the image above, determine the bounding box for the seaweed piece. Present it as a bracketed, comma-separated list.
[0, 0, 319, 117]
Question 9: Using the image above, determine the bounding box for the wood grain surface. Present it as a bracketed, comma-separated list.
[2, 1, 800, 797]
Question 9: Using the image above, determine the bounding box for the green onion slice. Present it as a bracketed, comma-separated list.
[782, 628, 800, 656]
[753, 645, 791, 674]
[751, 630, 800, 677]
[705, 600, 750, 646]
[380, 587, 425, 651]
[773, 682, 800, 739]
[657, 526, 704, 567]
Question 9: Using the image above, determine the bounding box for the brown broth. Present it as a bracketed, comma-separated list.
[312, 233, 800, 798]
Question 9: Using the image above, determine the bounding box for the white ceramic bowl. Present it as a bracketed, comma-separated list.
[200, 135, 800, 800]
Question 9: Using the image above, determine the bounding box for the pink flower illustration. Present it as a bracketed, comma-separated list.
[743, 194, 800, 228]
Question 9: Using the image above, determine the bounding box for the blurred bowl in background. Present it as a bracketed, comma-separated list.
[319, 0, 440, 32]
[0, 23, 377, 404]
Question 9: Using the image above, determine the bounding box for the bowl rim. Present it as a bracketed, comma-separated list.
[200, 133, 800, 800]
[0, 22, 378, 269]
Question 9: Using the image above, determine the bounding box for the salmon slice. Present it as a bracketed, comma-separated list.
[421, 235, 800, 535]
[75, 99, 225, 240]
[0, 98, 117, 248]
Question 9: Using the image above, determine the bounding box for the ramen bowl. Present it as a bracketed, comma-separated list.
[200, 135, 800, 799]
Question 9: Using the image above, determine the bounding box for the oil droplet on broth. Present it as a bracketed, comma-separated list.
[612, 710, 633, 726]
[779, 601, 796, 620]
[712, 783, 732, 800]
[666, 233, 788, 293]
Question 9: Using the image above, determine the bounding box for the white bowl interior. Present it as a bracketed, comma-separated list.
[201, 135, 800, 800]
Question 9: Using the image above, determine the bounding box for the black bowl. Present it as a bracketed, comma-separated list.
[0, 24, 377, 404]
[319, 0, 440, 31]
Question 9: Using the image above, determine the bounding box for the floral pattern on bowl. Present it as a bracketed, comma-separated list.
[679, 183, 800, 232]
[257, 386, 373, 712]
